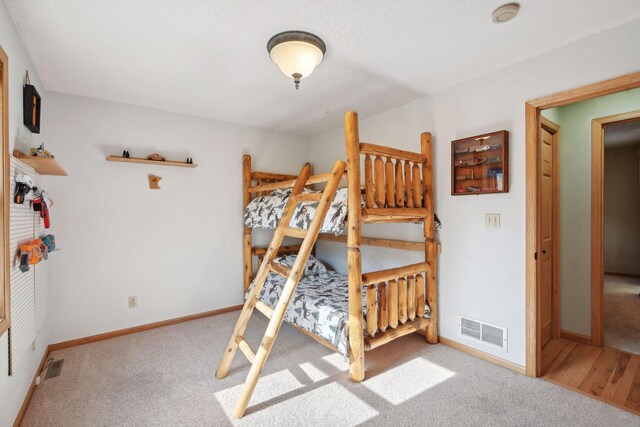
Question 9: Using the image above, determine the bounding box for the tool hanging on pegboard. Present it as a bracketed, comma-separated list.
[14, 173, 36, 204]
[32, 191, 53, 228]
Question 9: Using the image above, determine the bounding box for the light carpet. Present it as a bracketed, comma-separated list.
[22, 311, 639, 426]
[604, 274, 640, 355]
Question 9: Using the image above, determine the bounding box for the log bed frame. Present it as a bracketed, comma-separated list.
[242, 111, 438, 381]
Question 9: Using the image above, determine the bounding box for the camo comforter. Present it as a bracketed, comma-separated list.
[244, 187, 349, 235]
[244, 187, 442, 235]
[253, 255, 431, 358]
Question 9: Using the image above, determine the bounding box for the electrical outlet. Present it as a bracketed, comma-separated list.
[128, 296, 138, 308]
[485, 213, 500, 228]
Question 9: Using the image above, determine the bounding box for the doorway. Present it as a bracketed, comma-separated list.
[526, 73, 640, 415]
[593, 112, 640, 355]
[525, 72, 640, 378]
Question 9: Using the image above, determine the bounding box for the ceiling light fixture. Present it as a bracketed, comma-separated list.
[492, 3, 520, 23]
[267, 31, 326, 90]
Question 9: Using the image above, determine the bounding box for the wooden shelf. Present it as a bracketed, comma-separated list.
[454, 161, 503, 169]
[106, 156, 197, 168]
[453, 148, 503, 156]
[13, 150, 67, 176]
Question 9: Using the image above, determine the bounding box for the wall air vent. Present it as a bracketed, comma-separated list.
[459, 315, 507, 352]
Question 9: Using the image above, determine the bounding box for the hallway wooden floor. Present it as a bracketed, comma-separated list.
[542, 338, 640, 415]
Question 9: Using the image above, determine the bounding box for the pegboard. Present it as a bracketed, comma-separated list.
[8, 156, 50, 375]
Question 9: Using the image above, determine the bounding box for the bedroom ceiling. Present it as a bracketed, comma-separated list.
[6, 1, 640, 136]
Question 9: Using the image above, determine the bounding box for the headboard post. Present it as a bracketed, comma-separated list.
[345, 111, 365, 381]
[243, 155, 253, 292]
[421, 133, 438, 343]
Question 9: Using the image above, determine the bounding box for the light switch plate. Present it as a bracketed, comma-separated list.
[128, 296, 138, 308]
[485, 213, 500, 228]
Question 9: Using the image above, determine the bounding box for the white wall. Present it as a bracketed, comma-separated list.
[604, 145, 640, 275]
[544, 88, 640, 335]
[0, 2, 49, 426]
[44, 93, 309, 344]
[309, 19, 640, 367]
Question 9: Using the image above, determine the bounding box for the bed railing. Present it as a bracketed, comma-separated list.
[250, 171, 298, 196]
[362, 143, 427, 209]
[361, 263, 429, 340]
[248, 172, 342, 194]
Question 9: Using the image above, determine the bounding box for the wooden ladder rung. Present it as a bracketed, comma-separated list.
[295, 193, 323, 202]
[254, 300, 274, 319]
[269, 261, 291, 278]
[283, 227, 308, 239]
[235, 336, 256, 364]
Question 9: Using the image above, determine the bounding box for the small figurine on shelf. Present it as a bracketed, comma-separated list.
[186, 157, 193, 164]
[30, 144, 53, 158]
[123, 150, 130, 158]
[146, 153, 166, 161]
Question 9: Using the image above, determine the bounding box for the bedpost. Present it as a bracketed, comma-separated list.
[421, 133, 438, 344]
[243, 155, 253, 293]
[309, 162, 317, 258]
[345, 111, 365, 381]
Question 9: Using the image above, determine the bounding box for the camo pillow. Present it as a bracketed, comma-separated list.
[274, 254, 328, 277]
[288, 187, 348, 235]
[243, 189, 291, 229]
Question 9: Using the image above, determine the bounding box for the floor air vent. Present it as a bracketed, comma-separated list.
[45, 359, 64, 379]
[459, 316, 507, 351]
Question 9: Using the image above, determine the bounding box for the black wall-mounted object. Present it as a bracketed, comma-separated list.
[23, 84, 41, 134]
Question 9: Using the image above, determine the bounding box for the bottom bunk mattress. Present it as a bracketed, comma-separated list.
[252, 255, 431, 358]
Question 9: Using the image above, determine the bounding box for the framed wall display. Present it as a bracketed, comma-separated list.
[23, 71, 41, 134]
[451, 130, 509, 195]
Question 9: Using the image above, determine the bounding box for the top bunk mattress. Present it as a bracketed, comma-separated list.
[244, 187, 442, 234]
[244, 187, 348, 235]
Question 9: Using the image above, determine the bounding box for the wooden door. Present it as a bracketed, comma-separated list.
[539, 119, 559, 348]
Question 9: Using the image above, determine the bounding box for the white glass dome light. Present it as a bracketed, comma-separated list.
[267, 31, 326, 90]
[492, 3, 520, 23]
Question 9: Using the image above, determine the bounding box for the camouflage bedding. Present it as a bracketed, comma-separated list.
[244, 187, 349, 235]
[244, 187, 442, 234]
[253, 254, 431, 358]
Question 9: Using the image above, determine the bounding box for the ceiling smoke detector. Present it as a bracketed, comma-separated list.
[492, 3, 520, 23]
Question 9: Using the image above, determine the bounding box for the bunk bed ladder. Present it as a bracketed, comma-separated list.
[216, 159, 347, 419]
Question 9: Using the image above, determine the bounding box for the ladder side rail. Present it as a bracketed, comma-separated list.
[216, 163, 312, 379]
[231, 160, 346, 419]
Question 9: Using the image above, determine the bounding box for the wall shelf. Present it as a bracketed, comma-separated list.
[13, 150, 67, 176]
[106, 156, 198, 168]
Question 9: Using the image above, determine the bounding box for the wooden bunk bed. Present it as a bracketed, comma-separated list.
[217, 111, 439, 418]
